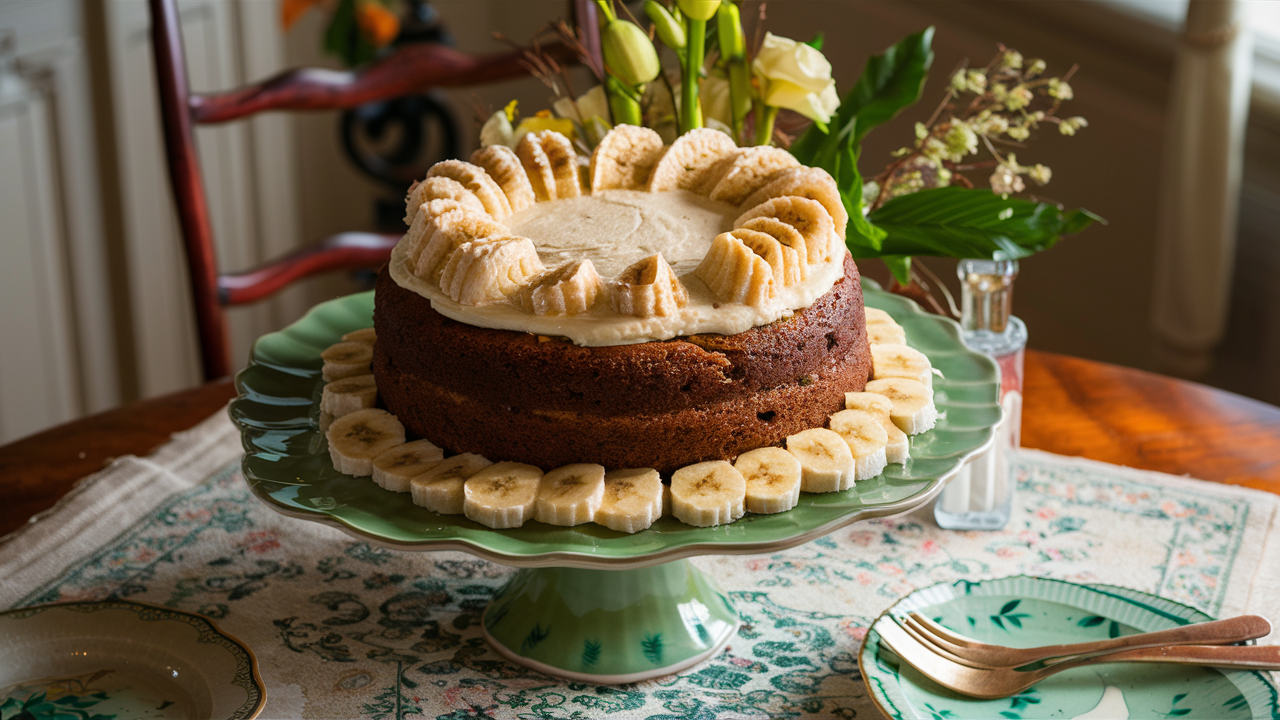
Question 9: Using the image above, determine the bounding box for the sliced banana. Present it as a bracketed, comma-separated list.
[404, 175, 488, 226]
[426, 159, 512, 219]
[517, 131, 581, 200]
[733, 228, 803, 288]
[534, 463, 606, 526]
[647, 127, 738, 194]
[596, 468, 664, 533]
[519, 259, 604, 316]
[318, 412, 335, 434]
[864, 307, 908, 346]
[735, 447, 803, 514]
[740, 166, 849, 240]
[414, 211, 509, 280]
[463, 461, 544, 529]
[438, 237, 545, 306]
[845, 392, 909, 465]
[321, 341, 373, 381]
[516, 131, 556, 201]
[786, 427, 855, 493]
[326, 408, 406, 477]
[871, 343, 934, 388]
[371, 439, 445, 493]
[590, 124, 665, 191]
[611, 253, 689, 318]
[738, 217, 811, 275]
[410, 453, 492, 515]
[342, 327, 376, 345]
[470, 144, 536, 212]
[406, 199, 487, 264]
[709, 146, 801, 205]
[735, 196, 839, 263]
[320, 374, 377, 417]
[865, 377, 939, 435]
[694, 231, 774, 306]
[670, 460, 747, 527]
[828, 409, 889, 481]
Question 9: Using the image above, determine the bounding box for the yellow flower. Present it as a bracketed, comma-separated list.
[514, 112, 576, 143]
[751, 33, 840, 124]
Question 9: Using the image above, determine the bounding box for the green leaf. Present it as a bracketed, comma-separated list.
[882, 256, 912, 285]
[324, 0, 378, 67]
[867, 187, 1099, 260]
[805, 33, 824, 51]
[1000, 599, 1021, 615]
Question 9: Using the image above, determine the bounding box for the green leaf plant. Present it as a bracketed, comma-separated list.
[790, 28, 1100, 286]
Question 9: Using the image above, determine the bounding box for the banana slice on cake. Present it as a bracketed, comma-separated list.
[404, 176, 488, 225]
[786, 427, 855, 493]
[737, 217, 810, 279]
[709, 146, 801, 205]
[694, 231, 775, 306]
[865, 377, 939, 435]
[740, 166, 849, 240]
[371, 439, 445, 493]
[846, 391, 909, 465]
[595, 468, 664, 533]
[342, 327, 376, 345]
[733, 228, 804, 288]
[410, 453, 492, 515]
[519, 259, 604, 316]
[647, 127, 738, 194]
[463, 461, 543, 529]
[828, 409, 890, 481]
[406, 199, 490, 263]
[326, 408, 405, 477]
[321, 341, 373, 381]
[611, 253, 689, 318]
[735, 446, 803, 514]
[320, 374, 377, 417]
[426, 159, 512, 219]
[871, 343, 934, 388]
[438, 236, 545, 306]
[534, 463, 606, 526]
[735, 196, 839, 264]
[590, 124, 665, 191]
[413, 211, 509, 280]
[517, 130, 582, 200]
[470, 144, 536, 212]
[670, 460, 747, 527]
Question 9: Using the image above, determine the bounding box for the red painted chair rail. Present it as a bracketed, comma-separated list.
[190, 43, 580, 124]
[219, 233, 400, 306]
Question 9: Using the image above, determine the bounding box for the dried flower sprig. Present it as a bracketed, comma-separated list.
[866, 46, 1087, 213]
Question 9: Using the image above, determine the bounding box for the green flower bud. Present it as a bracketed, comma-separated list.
[676, 0, 720, 22]
[716, 2, 744, 60]
[644, 1, 686, 50]
[602, 19, 661, 86]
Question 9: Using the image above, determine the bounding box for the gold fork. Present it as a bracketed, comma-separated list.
[899, 612, 1271, 669]
[875, 618, 1280, 699]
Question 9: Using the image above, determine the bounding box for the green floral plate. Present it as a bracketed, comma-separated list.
[229, 283, 1001, 569]
[860, 576, 1280, 720]
[0, 600, 265, 719]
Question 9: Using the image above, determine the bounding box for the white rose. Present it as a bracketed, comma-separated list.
[553, 84, 611, 127]
[752, 32, 840, 124]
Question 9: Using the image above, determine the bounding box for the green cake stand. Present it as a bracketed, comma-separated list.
[229, 281, 1002, 683]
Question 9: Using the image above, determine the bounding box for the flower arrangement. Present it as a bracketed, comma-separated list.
[283, 0, 401, 67]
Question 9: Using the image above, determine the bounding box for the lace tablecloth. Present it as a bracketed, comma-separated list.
[2, 410, 1277, 719]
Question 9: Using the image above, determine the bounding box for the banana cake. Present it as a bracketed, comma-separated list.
[370, 125, 874, 474]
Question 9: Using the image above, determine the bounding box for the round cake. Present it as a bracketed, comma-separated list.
[372, 125, 873, 474]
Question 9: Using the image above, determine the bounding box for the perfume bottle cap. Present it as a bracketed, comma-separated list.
[958, 258, 1018, 333]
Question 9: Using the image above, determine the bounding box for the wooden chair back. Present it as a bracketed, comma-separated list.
[148, 0, 583, 380]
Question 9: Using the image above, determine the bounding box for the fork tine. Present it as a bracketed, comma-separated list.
[900, 614, 1001, 669]
[908, 612, 983, 649]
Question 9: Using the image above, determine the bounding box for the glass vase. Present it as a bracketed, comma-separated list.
[933, 258, 1025, 530]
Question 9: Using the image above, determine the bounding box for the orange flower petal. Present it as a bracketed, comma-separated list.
[356, 1, 400, 48]
[281, 0, 322, 30]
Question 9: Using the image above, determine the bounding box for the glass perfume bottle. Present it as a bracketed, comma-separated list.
[934, 258, 1025, 530]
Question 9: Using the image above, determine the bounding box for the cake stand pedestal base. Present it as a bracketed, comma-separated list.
[481, 559, 739, 683]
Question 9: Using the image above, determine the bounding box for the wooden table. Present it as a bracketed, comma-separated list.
[2, 350, 1279, 537]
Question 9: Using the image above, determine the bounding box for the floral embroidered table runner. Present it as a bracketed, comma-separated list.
[1, 411, 1277, 719]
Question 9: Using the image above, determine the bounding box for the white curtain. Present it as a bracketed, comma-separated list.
[1151, 0, 1253, 378]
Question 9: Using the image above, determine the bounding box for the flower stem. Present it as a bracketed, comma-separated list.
[681, 17, 706, 132]
[755, 105, 779, 146]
